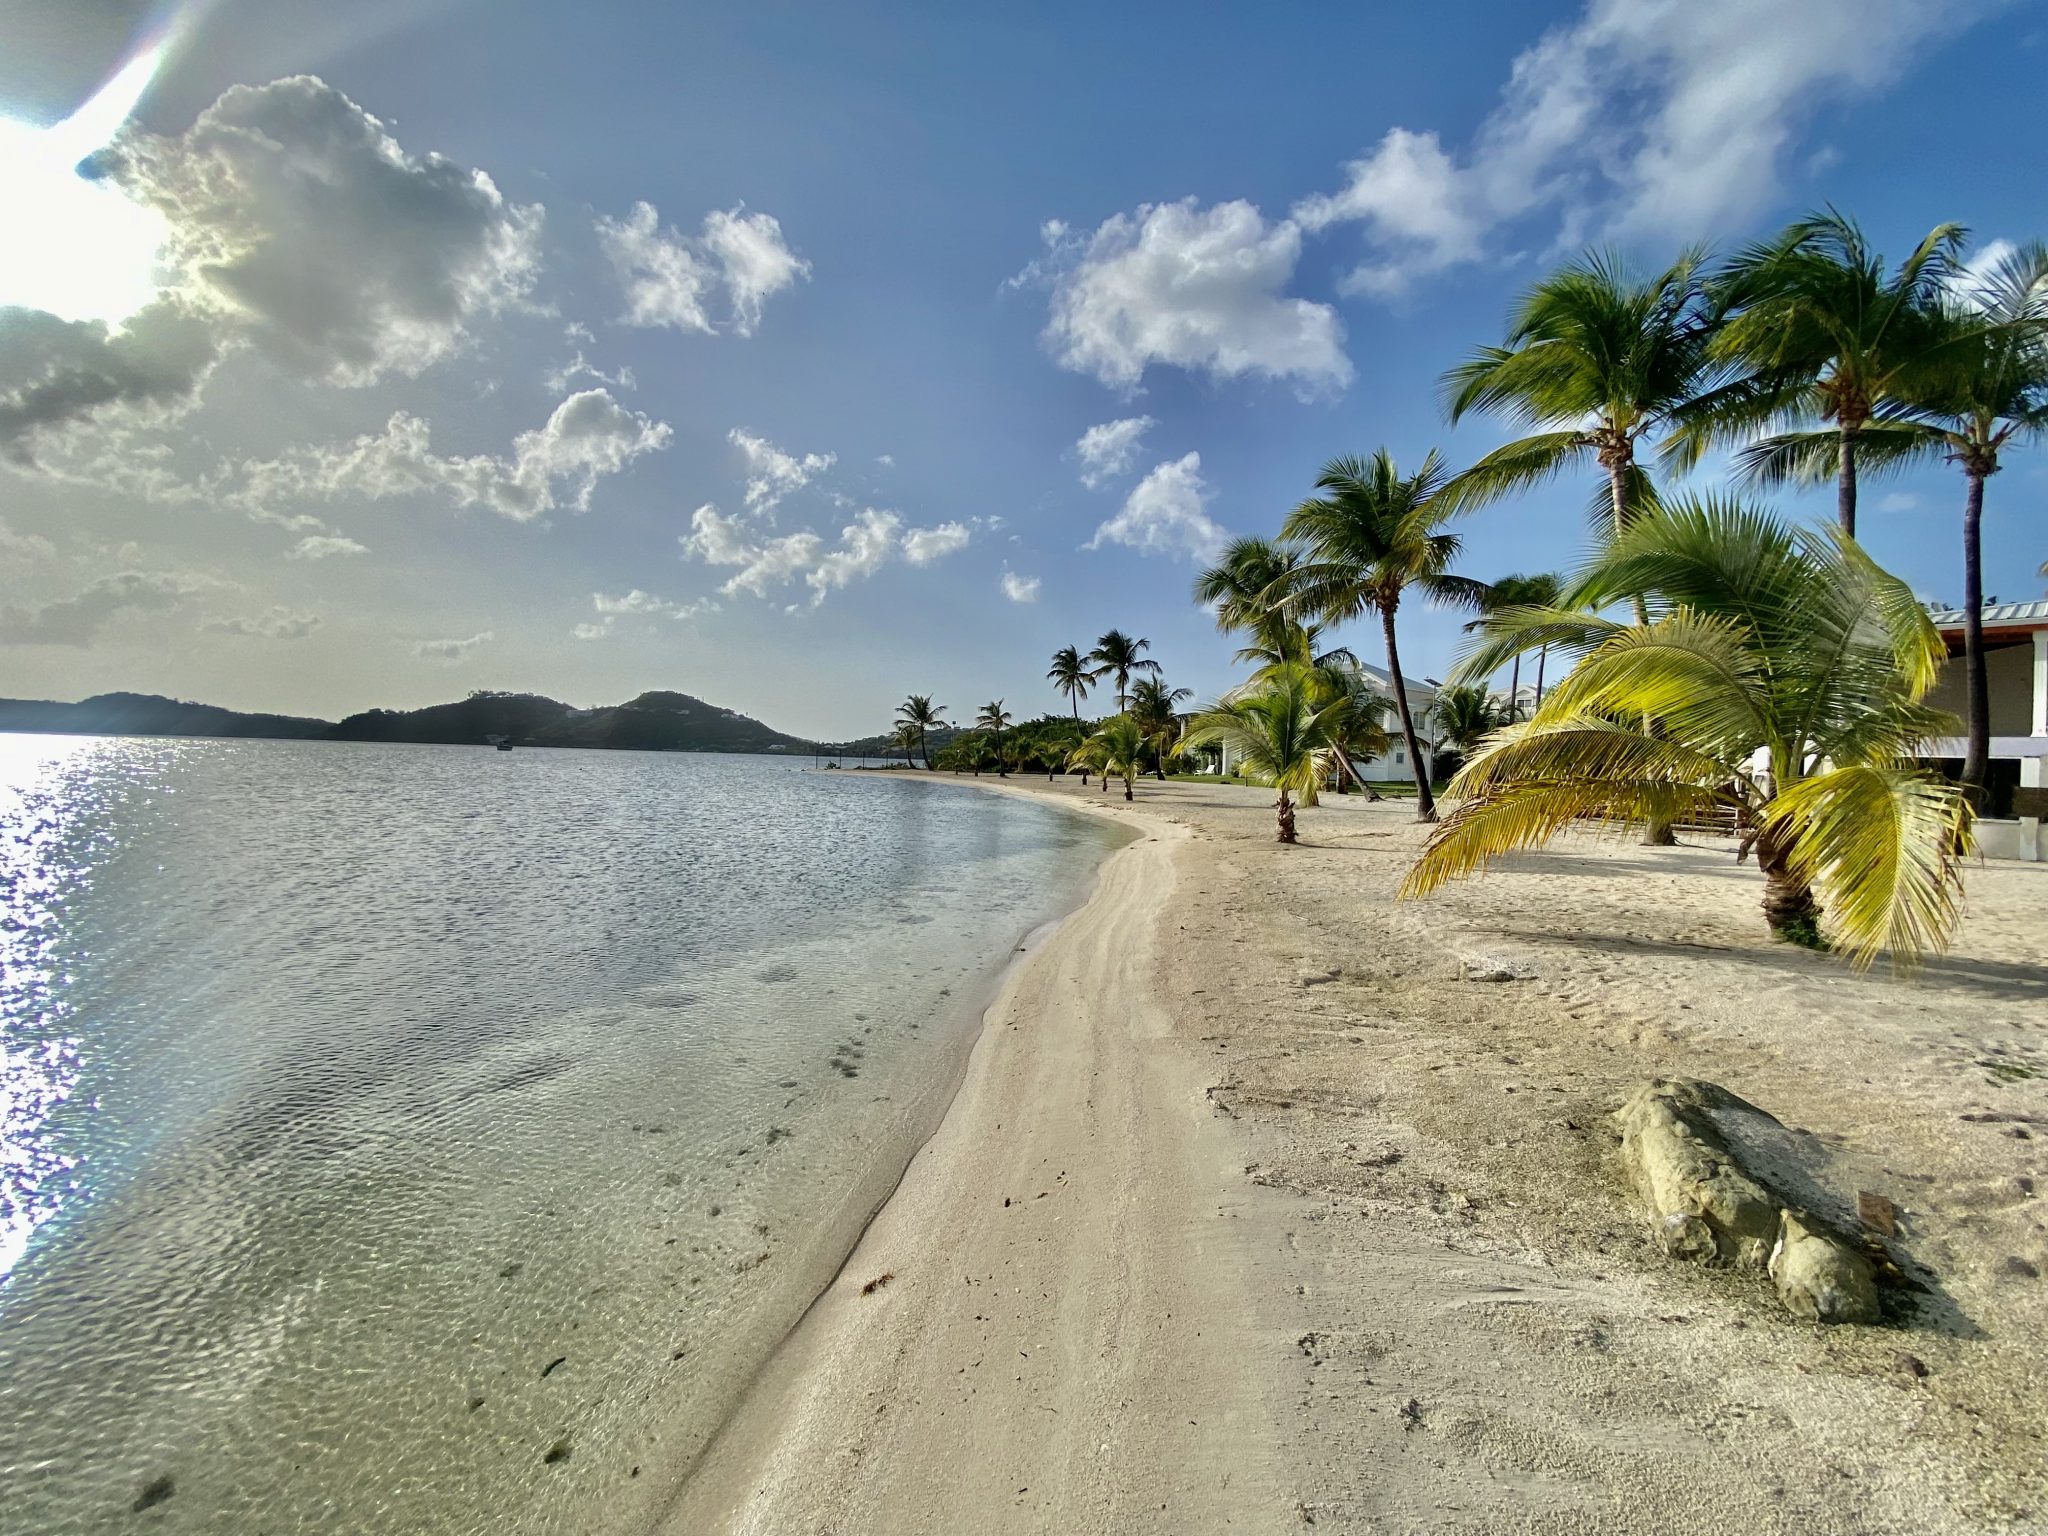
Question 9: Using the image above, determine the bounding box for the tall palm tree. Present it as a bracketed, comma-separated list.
[1182, 664, 1346, 843]
[1280, 450, 1489, 821]
[1727, 241, 2048, 806]
[1407, 496, 1972, 966]
[1047, 645, 1094, 721]
[1129, 676, 1193, 780]
[1071, 714, 1146, 801]
[975, 700, 1014, 776]
[1087, 629, 1162, 713]
[1691, 210, 1966, 538]
[894, 694, 948, 771]
[1440, 248, 1718, 623]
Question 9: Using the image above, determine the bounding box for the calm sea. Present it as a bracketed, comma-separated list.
[0, 736, 1122, 1534]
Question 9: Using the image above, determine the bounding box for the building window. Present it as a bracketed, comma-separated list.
[1392, 750, 1403, 764]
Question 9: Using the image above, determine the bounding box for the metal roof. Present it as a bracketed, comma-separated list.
[1927, 599, 2048, 630]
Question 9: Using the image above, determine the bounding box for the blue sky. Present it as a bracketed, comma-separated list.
[1, 0, 2043, 737]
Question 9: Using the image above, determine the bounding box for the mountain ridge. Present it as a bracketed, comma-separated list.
[0, 689, 832, 754]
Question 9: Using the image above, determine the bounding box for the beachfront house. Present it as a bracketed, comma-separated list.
[1923, 600, 2048, 861]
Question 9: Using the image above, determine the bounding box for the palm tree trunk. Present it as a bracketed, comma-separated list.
[1756, 822, 1823, 949]
[1123, 775, 1133, 802]
[1837, 426, 1858, 539]
[1961, 469, 1991, 806]
[1276, 790, 1296, 844]
[1380, 605, 1436, 822]
[1508, 653, 1522, 722]
[1534, 645, 1548, 710]
[1608, 463, 1650, 627]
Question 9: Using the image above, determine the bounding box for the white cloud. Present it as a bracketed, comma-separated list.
[571, 621, 612, 640]
[0, 515, 56, 559]
[0, 569, 212, 645]
[1085, 452, 1228, 563]
[412, 631, 492, 661]
[202, 606, 321, 640]
[573, 588, 713, 637]
[681, 501, 966, 606]
[1018, 199, 1350, 395]
[875, 453, 895, 467]
[288, 534, 368, 560]
[596, 201, 808, 336]
[1074, 415, 1155, 488]
[902, 520, 971, 565]
[1876, 491, 1924, 514]
[729, 427, 834, 513]
[1, 76, 542, 461]
[544, 351, 636, 392]
[1000, 567, 1040, 603]
[1296, 0, 1969, 297]
[228, 389, 669, 523]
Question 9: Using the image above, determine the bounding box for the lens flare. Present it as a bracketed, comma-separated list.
[0, 21, 187, 324]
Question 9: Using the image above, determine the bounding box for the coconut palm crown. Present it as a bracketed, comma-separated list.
[1278, 449, 1490, 821]
[1182, 663, 1346, 843]
[1087, 629, 1162, 713]
[894, 694, 948, 770]
[1401, 496, 1973, 969]
[1047, 645, 1094, 720]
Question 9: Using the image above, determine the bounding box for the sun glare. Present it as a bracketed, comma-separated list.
[0, 45, 175, 325]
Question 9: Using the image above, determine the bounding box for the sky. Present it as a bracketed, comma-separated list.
[1, 0, 2044, 740]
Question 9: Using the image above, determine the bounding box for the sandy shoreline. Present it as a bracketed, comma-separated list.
[656, 772, 2048, 1535]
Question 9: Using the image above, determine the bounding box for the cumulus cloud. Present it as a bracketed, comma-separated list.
[1074, 415, 1155, 488]
[1295, 0, 1970, 296]
[1000, 567, 1041, 603]
[227, 389, 669, 523]
[596, 201, 808, 336]
[288, 534, 369, 560]
[544, 351, 636, 392]
[202, 606, 321, 640]
[902, 520, 971, 565]
[681, 502, 968, 606]
[0, 515, 56, 559]
[1017, 201, 1350, 395]
[0, 76, 542, 460]
[413, 631, 492, 661]
[729, 427, 834, 513]
[1085, 452, 1228, 563]
[573, 588, 715, 638]
[0, 569, 211, 645]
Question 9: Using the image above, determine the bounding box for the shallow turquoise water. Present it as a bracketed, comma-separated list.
[0, 737, 1119, 1534]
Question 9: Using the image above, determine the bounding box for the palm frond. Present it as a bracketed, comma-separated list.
[1763, 763, 1973, 969]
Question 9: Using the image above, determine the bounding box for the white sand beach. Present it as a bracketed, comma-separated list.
[661, 774, 2047, 1535]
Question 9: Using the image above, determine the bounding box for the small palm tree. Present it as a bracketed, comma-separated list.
[1072, 714, 1146, 801]
[1047, 645, 1094, 721]
[889, 721, 921, 768]
[1466, 573, 1565, 720]
[1280, 450, 1490, 821]
[1424, 684, 1502, 782]
[1404, 496, 1973, 967]
[1692, 210, 1967, 537]
[1087, 629, 1162, 713]
[1129, 675, 1192, 780]
[894, 694, 948, 770]
[1441, 248, 1718, 623]
[1727, 240, 2048, 806]
[1182, 664, 1347, 843]
[975, 700, 1014, 776]
[1323, 671, 1395, 798]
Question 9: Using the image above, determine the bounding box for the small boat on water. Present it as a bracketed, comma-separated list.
[486, 734, 514, 752]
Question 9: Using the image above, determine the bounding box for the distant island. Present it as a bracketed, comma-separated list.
[0, 689, 855, 754]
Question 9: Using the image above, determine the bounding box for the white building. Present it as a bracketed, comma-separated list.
[1923, 600, 2048, 861]
[1212, 662, 1442, 783]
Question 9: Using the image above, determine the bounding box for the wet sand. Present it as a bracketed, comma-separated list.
[658, 774, 2048, 1535]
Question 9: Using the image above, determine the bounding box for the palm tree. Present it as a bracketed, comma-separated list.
[1405, 496, 1973, 967]
[1182, 664, 1346, 843]
[1726, 241, 2048, 807]
[889, 721, 921, 768]
[975, 700, 1014, 776]
[1280, 450, 1489, 821]
[1071, 714, 1146, 801]
[1047, 645, 1094, 721]
[1323, 671, 1394, 799]
[1087, 629, 1162, 713]
[1464, 573, 1566, 721]
[1424, 684, 1502, 782]
[894, 694, 948, 770]
[1129, 676, 1192, 780]
[1440, 248, 1718, 623]
[1693, 210, 1966, 537]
